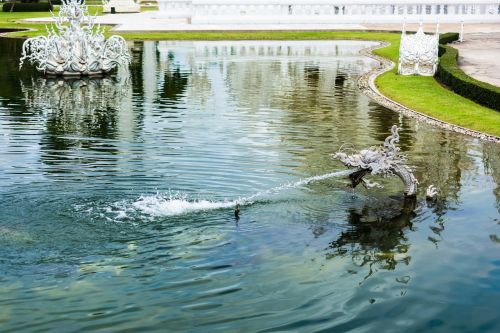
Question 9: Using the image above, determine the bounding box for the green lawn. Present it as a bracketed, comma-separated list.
[114, 30, 399, 42]
[141, 6, 159, 12]
[0, 11, 498, 137]
[368, 36, 500, 137]
[0, 6, 104, 38]
[0, 10, 55, 37]
[377, 71, 500, 136]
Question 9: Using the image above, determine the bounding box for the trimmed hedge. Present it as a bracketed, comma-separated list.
[439, 32, 459, 46]
[437, 44, 500, 111]
[2, 2, 53, 12]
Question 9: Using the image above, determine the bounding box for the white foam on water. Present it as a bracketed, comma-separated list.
[84, 170, 352, 220]
[132, 193, 235, 217]
[134, 170, 353, 217]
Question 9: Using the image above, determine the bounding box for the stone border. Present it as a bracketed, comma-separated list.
[0, 28, 31, 38]
[358, 41, 500, 143]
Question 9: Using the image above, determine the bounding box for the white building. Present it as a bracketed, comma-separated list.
[156, 0, 500, 24]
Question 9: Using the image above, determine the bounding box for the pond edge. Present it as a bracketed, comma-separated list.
[358, 41, 500, 144]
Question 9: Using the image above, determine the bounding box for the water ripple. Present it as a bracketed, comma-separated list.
[0, 39, 499, 333]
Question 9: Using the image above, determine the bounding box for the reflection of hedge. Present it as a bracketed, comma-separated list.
[437, 44, 500, 111]
[2, 2, 53, 12]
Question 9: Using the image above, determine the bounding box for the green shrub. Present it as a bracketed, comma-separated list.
[2, 2, 53, 12]
[439, 32, 459, 46]
[437, 45, 500, 111]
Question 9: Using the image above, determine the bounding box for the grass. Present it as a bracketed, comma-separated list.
[368, 35, 500, 137]
[377, 72, 500, 136]
[0, 6, 104, 38]
[115, 30, 400, 42]
[141, 6, 159, 12]
[0, 10, 56, 37]
[0, 10, 499, 137]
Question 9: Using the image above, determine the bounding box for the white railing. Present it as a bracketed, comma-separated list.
[157, 0, 193, 18]
[156, 0, 500, 24]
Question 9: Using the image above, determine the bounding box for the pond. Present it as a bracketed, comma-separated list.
[0, 38, 499, 332]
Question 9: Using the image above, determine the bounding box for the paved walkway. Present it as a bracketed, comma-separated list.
[452, 33, 500, 87]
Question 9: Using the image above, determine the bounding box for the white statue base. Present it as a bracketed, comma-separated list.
[103, 0, 140, 13]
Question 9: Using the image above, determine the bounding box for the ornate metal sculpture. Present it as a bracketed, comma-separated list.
[333, 125, 418, 197]
[20, 0, 130, 76]
[398, 20, 439, 76]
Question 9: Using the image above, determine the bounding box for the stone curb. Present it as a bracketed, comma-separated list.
[358, 41, 500, 144]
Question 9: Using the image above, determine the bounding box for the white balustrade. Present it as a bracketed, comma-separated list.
[155, 0, 500, 24]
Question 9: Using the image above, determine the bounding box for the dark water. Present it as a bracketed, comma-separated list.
[0, 38, 499, 332]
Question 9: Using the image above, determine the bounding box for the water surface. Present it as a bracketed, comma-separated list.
[0, 39, 499, 332]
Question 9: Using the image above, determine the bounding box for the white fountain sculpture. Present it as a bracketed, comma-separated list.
[398, 20, 440, 76]
[20, 0, 130, 76]
[333, 125, 418, 197]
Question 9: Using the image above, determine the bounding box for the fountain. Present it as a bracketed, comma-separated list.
[333, 125, 419, 198]
[19, 0, 130, 76]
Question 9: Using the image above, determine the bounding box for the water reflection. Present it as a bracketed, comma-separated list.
[483, 143, 500, 209]
[21, 75, 130, 118]
[9, 40, 500, 215]
[0, 39, 499, 332]
[5, 39, 499, 214]
[328, 197, 415, 282]
[160, 67, 189, 101]
[19, 75, 137, 173]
